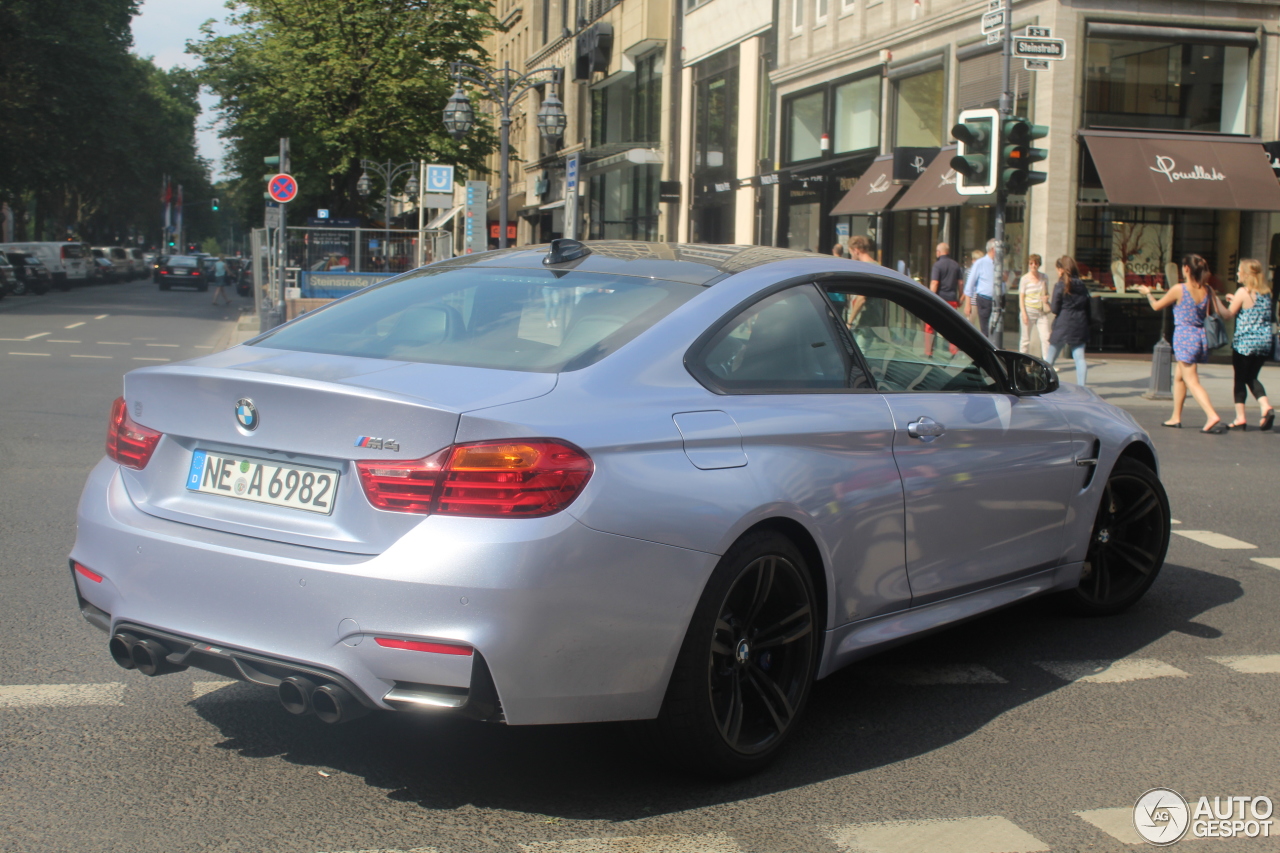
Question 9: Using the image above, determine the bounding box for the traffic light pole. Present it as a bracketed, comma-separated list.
[991, 19, 1013, 349]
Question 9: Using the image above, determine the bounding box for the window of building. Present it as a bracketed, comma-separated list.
[957, 49, 1029, 116]
[588, 165, 662, 241]
[792, 0, 804, 31]
[893, 68, 945, 147]
[590, 50, 664, 147]
[685, 0, 711, 10]
[841, 0, 855, 11]
[694, 48, 739, 172]
[815, 0, 829, 25]
[1084, 35, 1250, 134]
[833, 74, 879, 154]
[785, 90, 825, 163]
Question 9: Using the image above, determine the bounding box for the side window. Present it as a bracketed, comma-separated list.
[698, 285, 861, 392]
[822, 286, 1000, 393]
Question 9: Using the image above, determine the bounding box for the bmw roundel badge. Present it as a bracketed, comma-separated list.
[235, 398, 259, 431]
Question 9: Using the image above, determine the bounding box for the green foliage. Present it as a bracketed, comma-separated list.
[0, 0, 213, 244]
[191, 0, 502, 229]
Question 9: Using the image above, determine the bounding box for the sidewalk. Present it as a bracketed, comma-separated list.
[216, 308, 261, 351]
[1057, 354, 1279, 412]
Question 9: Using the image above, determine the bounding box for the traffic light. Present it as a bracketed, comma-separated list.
[1001, 118, 1048, 195]
[950, 107, 1000, 195]
[211, 198, 220, 211]
[168, 239, 176, 248]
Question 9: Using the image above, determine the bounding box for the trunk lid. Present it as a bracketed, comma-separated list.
[119, 347, 557, 553]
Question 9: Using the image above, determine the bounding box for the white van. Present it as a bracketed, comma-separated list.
[0, 242, 90, 289]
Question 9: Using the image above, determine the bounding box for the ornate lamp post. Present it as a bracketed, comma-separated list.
[443, 61, 566, 249]
[357, 160, 420, 269]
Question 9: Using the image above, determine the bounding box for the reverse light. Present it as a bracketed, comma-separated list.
[356, 439, 592, 518]
[106, 397, 162, 469]
[374, 637, 473, 656]
[74, 562, 103, 583]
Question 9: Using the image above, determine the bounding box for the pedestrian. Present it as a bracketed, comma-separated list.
[1218, 258, 1274, 431]
[925, 242, 963, 357]
[964, 239, 1003, 344]
[845, 236, 883, 336]
[211, 255, 231, 306]
[1045, 256, 1091, 386]
[1138, 254, 1228, 433]
[831, 243, 846, 258]
[1018, 253, 1052, 359]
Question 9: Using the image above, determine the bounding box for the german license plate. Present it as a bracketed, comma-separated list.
[173, 269, 188, 275]
[186, 450, 339, 515]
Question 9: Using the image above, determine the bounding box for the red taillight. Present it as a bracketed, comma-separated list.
[74, 562, 103, 583]
[374, 637, 473, 656]
[105, 397, 162, 469]
[356, 440, 592, 518]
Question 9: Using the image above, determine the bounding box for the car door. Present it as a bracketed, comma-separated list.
[820, 279, 1077, 605]
[687, 283, 911, 625]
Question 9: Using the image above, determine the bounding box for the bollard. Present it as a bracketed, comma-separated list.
[1144, 307, 1173, 400]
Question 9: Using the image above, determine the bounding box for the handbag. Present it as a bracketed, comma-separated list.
[1203, 291, 1229, 350]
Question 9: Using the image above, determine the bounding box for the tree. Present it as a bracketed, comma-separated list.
[191, 0, 502, 230]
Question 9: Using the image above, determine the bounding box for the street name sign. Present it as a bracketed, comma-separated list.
[1024, 59, 1050, 71]
[268, 173, 298, 203]
[987, 0, 1004, 9]
[986, 30, 1003, 44]
[1013, 37, 1066, 60]
[425, 164, 454, 193]
[981, 9, 1004, 32]
[1025, 26, 1051, 37]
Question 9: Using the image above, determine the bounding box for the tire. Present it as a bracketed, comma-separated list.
[1060, 457, 1170, 616]
[652, 530, 819, 778]
[11, 278, 27, 296]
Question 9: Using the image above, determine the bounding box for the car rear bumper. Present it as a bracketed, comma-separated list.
[70, 458, 716, 724]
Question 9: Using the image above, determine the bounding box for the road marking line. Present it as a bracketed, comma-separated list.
[193, 345, 213, 349]
[521, 834, 739, 853]
[132, 357, 170, 362]
[65, 322, 86, 329]
[0, 338, 29, 341]
[1036, 659, 1189, 683]
[48, 339, 80, 343]
[0, 683, 125, 708]
[319, 848, 438, 853]
[70, 354, 112, 359]
[1075, 808, 1145, 845]
[97, 341, 131, 345]
[1208, 654, 1280, 674]
[8, 352, 50, 357]
[1170, 518, 1181, 525]
[95, 314, 109, 319]
[23, 332, 50, 339]
[1252, 558, 1280, 570]
[825, 817, 1049, 853]
[874, 664, 1007, 685]
[1173, 530, 1256, 549]
[145, 343, 180, 347]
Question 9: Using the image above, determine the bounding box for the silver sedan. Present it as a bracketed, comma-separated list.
[70, 240, 1170, 776]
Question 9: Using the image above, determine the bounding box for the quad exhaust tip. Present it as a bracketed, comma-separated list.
[108, 632, 187, 677]
[310, 683, 369, 724]
[278, 675, 317, 716]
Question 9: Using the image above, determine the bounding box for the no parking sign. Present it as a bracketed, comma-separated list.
[268, 173, 298, 203]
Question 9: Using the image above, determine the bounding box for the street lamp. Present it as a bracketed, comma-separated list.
[444, 61, 566, 249]
[357, 159, 420, 270]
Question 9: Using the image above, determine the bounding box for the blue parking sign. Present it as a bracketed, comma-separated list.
[426, 164, 455, 193]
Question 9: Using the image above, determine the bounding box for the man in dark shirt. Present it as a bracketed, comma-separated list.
[926, 242, 962, 357]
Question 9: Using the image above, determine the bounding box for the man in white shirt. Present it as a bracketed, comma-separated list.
[965, 238, 1003, 345]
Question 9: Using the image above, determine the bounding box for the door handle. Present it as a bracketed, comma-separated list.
[907, 417, 945, 441]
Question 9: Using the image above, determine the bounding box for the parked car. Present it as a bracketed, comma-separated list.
[156, 255, 206, 291]
[71, 241, 1171, 777]
[0, 252, 13, 298]
[128, 248, 147, 279]
[0, 241, 89, 289]
[5, 251, 52, 295]
[90, 249, 120, 283]
[151, 254, 169, 283]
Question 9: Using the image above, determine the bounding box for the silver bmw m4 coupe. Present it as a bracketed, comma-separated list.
[71, 240, 1170, 776]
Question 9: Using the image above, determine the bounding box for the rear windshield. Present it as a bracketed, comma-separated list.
[167, 256, 198, 267]
[255, 267, 703, 372]
[61, 244, 85, 259]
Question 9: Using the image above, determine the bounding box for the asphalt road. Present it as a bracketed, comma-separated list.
[1, 281, 1278, 853]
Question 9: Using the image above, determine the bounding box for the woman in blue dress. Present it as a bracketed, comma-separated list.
[1219, 258, 1275, 431]
[1138, 254, 1228, 433]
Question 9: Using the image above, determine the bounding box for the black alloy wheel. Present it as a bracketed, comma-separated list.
[654, 531, 818, 777]
[1065, 457, 1170, 615]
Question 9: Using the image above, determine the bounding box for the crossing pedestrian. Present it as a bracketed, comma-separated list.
[1218, 258, 1274, 431]
[925, 242, 962, 357]
[1018, 253, 1052, 359]
[211, 255, 231, 306]
[1138, 254, 1228, 433]
[1046, 256, 1091, 387]
[964, 239, 1003, 344]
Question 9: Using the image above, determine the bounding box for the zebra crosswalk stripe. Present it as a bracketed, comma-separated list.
[1035, 659, 1188, 683]
[519, 833, 740, 852]
[0, 683, 125, 707]
[824, 816, 1049, 853]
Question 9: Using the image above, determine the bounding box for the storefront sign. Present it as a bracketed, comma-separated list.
[829, 156, 906, 216]
[893, 147, 938, 182]
[1263, 142, 1280, 176]
[1148, 156, 1225, 183]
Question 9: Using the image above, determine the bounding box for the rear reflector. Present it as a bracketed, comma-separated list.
[357, 439, 592, 518]
[106, 397, 162, 470]
[374, 637, 473, 656]
[74, 562, 103, 583]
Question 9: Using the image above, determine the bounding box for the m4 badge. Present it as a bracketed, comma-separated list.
[354, 436, 400, 452]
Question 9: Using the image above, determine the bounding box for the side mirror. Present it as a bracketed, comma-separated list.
[999, 350, 1058, 395]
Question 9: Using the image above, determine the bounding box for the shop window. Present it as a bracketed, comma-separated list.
[694, 48, 739, 173]
[833, 74, 879, 154]
[1084, 37, 1250, 134]
[894, 69, 945, 148]
[590, 51, 663, 147]
[785, 90, 825, 163]
[587, 165, 661, 241]
[957, 50, 1029, 116]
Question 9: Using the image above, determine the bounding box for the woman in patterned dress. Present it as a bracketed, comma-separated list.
[1219, 258, 1275, 431]
[1138, 254, 1229, 433]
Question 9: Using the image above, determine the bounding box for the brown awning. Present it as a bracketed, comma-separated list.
[829, 155, 904, 216]
[1081, 131, 1280, 211]
[893, 146, 994, 210]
